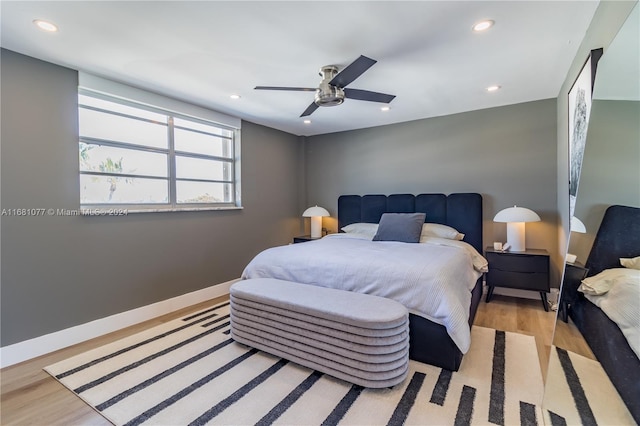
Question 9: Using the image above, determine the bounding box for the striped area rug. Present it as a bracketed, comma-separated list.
[45, 301, 544, 425]
[542, 346, 634, 425]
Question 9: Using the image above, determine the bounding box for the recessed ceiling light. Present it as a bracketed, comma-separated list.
[303, 119, 311, 124]
[33, 19, 58, 32]
[380, 106, 391, 112]
[473, 20, 494, 32]
[486, 85, 501, 92]
[229, 94, 241, 100]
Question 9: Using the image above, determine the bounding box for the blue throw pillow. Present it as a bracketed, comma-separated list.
[373, 213, 426, 243]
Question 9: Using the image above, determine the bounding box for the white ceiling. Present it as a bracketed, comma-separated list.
[1, 1, 599, 136]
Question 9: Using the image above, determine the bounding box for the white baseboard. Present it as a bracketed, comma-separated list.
[0, 279, 238, 369]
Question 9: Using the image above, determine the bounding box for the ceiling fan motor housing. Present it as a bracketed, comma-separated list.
[315, 65, 345, 107]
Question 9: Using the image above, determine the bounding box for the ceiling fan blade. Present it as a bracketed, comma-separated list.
[344, 88, 396, 104]
[329, 55, 377, 88]
[300, 102, 319, 117]
[254, 86, 316, 92]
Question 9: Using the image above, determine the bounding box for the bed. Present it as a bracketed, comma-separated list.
[568, 205, 640, 423]
[242, 193, 485, 371]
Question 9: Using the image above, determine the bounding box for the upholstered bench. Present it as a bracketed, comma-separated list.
[230, 278, 410, 388]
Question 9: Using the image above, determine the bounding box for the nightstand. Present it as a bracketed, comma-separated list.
[293, 235, 321, 243]
[558, 262, 589, 322]
[485, 247, 550, 311]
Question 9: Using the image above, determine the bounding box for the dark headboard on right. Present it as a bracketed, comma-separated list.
[584, 205, 640, 277]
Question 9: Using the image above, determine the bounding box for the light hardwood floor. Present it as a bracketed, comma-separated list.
[2, 292, 559, 425]
[551, 317, 596, 360]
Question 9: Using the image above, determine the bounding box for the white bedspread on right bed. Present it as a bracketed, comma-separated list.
[583, 268, 640, 359]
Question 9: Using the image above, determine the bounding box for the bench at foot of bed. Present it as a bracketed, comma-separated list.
[230, 278, 410, 388]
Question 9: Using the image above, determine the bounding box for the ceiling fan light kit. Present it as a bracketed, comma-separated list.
[255, 55, 396, 117]
[315, 66, 345, 107]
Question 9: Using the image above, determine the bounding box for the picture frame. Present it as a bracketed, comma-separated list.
[568, 47, 603, 216]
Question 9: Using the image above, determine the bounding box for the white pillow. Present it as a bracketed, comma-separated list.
[420, 223, 465, 241]
[578, 268, 640, 296]
[342, 222, 465, 241]
[620, 256, 640, 270]
[341, 222, 379, 239]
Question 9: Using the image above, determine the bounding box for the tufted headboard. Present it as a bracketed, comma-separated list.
[338, 193, 483, 254]
[585, 205, 640, 277]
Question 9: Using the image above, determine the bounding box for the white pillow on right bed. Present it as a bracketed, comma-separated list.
[420, 223, 465, 241]
[620, 256, 640, 270]
[579, 268, 640, 296]
[581, 267, 640, 359]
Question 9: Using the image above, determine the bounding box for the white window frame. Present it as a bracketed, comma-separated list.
[78, 79, 242, 214]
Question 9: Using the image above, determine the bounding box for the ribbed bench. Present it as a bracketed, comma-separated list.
[230, 278, 410, 388]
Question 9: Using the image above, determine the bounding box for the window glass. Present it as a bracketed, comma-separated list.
[79, 95, 167, 122]
[174, 117, 233, 138]
[79, 108, 168, 149]
[79, 143, 168, 177]
[175, 156, 232, 181]
[176, 181, 233, 204]
[78, 91, 240, 211]
[174, 128, 232, 158]
[80, 175, 168, 204]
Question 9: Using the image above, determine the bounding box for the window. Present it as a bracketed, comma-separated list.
[78, 91, 240, 212]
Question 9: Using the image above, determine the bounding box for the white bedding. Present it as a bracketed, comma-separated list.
[241, 233, 486, 353]
[583, 268, 640, 359]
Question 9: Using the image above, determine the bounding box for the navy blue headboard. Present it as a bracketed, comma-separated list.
[585, 205, 640, 277]
[338, 193, 483, 253]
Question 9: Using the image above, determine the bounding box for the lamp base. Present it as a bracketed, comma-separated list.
[310, 216, 322, 238]
[506, 222, 526, 252]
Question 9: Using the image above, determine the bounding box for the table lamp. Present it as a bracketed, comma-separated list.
[302, 205, 330, 238]
[566, 216, 587, 263]
[493, 206, 541, 252]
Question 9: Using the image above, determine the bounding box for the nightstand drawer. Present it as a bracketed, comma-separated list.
[486, 269, 549, 292]
[486, 253, 548, 273]
[293, 235, 320, 243]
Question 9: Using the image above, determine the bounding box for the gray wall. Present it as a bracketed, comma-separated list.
[305, 99, 562, 286]
[1, 49, 302, 346]
[569, 100, 640, 261]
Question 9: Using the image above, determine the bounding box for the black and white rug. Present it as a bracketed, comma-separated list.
[543, 346, 634, 425]
[45, 301, 544, 425]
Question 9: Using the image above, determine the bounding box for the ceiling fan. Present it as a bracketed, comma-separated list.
[255, 55, 396, 117]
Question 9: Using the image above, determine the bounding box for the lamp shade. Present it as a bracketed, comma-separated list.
[570, 216, 587, 233]
[493, 206, 540, 252]
[302, 205, 330, 238]
[493, 206, 541, 223]
[302, 205, 330, 217]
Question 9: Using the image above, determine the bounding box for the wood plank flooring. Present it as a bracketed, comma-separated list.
[551, 317, 597, 360]
[1, 292, 564, 425]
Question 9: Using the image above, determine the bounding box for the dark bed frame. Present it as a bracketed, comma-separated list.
[338, 193, 483, 371]
[569, 205, 640, 422]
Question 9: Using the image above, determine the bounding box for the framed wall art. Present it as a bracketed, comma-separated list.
[568, 47, 603, 216]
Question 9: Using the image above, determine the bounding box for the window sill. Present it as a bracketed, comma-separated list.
[79, 206, 243, 216]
